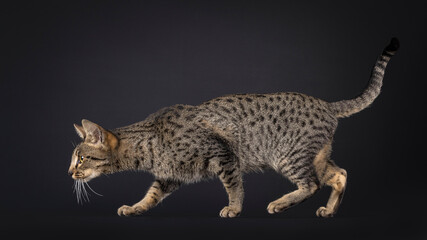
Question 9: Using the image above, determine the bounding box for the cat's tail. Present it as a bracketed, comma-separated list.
[329, 38, 399, 118]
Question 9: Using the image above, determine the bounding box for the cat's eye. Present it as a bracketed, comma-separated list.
[77, 156, 84, 164]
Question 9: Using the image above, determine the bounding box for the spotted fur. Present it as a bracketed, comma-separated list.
[69, 38, 399, 218]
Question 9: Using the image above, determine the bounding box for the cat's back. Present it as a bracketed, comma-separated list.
[131, 92, 338, 149]
[197, 92, 339, 171]
[199, 92, 337, 131]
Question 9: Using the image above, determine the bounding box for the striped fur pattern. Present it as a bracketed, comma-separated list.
[69, 38, 399, 218]
[330, 38, 399, 118]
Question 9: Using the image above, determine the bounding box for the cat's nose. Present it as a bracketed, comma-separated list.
[68, 170, 74, 176]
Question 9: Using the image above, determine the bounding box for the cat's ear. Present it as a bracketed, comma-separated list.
[81, 119, 105, 144]
[81, 119, 118, 149]
[73, 124, 86, 139]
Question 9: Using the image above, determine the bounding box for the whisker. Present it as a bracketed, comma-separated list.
[81, 181, 90, 202]
[78, 180, 83, 204]
[79, 181, 86, 203]
[75, 180, 80, 204]
[73, 179, 104, 205]
[73, 180, 76, 194]
[84, 181, 103, 197]
[74, 180, 80, 204]
[101, 172, 110, 178]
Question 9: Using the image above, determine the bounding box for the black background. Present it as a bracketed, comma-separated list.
[2, 1, 426, 239]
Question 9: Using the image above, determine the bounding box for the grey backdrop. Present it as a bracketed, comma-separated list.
[2, 1, 426, 239]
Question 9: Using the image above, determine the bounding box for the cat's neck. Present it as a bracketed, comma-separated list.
[109, 121, 158, 172]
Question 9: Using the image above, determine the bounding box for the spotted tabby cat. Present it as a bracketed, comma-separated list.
[69, 38, 399, 218]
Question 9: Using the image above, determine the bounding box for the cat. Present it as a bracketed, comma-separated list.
[69, 38, 399, 218]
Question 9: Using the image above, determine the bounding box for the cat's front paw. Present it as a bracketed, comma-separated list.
[117, 205, 146, 217]
[219, 206, 241, 218]
[267, 200, 290, 214]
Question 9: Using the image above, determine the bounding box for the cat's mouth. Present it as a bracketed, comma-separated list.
[72, 170, 100, 182]
[72, 172, 84, 179]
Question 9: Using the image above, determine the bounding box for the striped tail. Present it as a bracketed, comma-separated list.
[329, 38, 399, 118]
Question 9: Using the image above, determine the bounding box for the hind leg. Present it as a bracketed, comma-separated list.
[316, 162, 347, 218]
[267, 180, 319, 214]
[268, 152, 320, 214]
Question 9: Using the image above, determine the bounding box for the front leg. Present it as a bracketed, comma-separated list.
[216, 157, 244, 218]
[219, 172, 243, 218]
[117, 179, 181, 217]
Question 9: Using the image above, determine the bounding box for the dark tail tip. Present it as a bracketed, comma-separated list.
[384, 37, 400, 55]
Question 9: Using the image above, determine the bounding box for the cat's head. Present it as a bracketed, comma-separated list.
[68, 119, 118, 181]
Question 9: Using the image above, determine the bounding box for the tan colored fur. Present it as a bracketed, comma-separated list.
[313, 142, 332, 184]
[267, 181, 319, 214]
[106, 131, 119, 149]
[312, 142, 347, 217]
[117, 181, 166, 216]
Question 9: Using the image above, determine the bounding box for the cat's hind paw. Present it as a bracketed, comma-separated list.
[117, 205, 146, 217]
[219, 206, 241, 218]
[316, 206, 334, 218]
